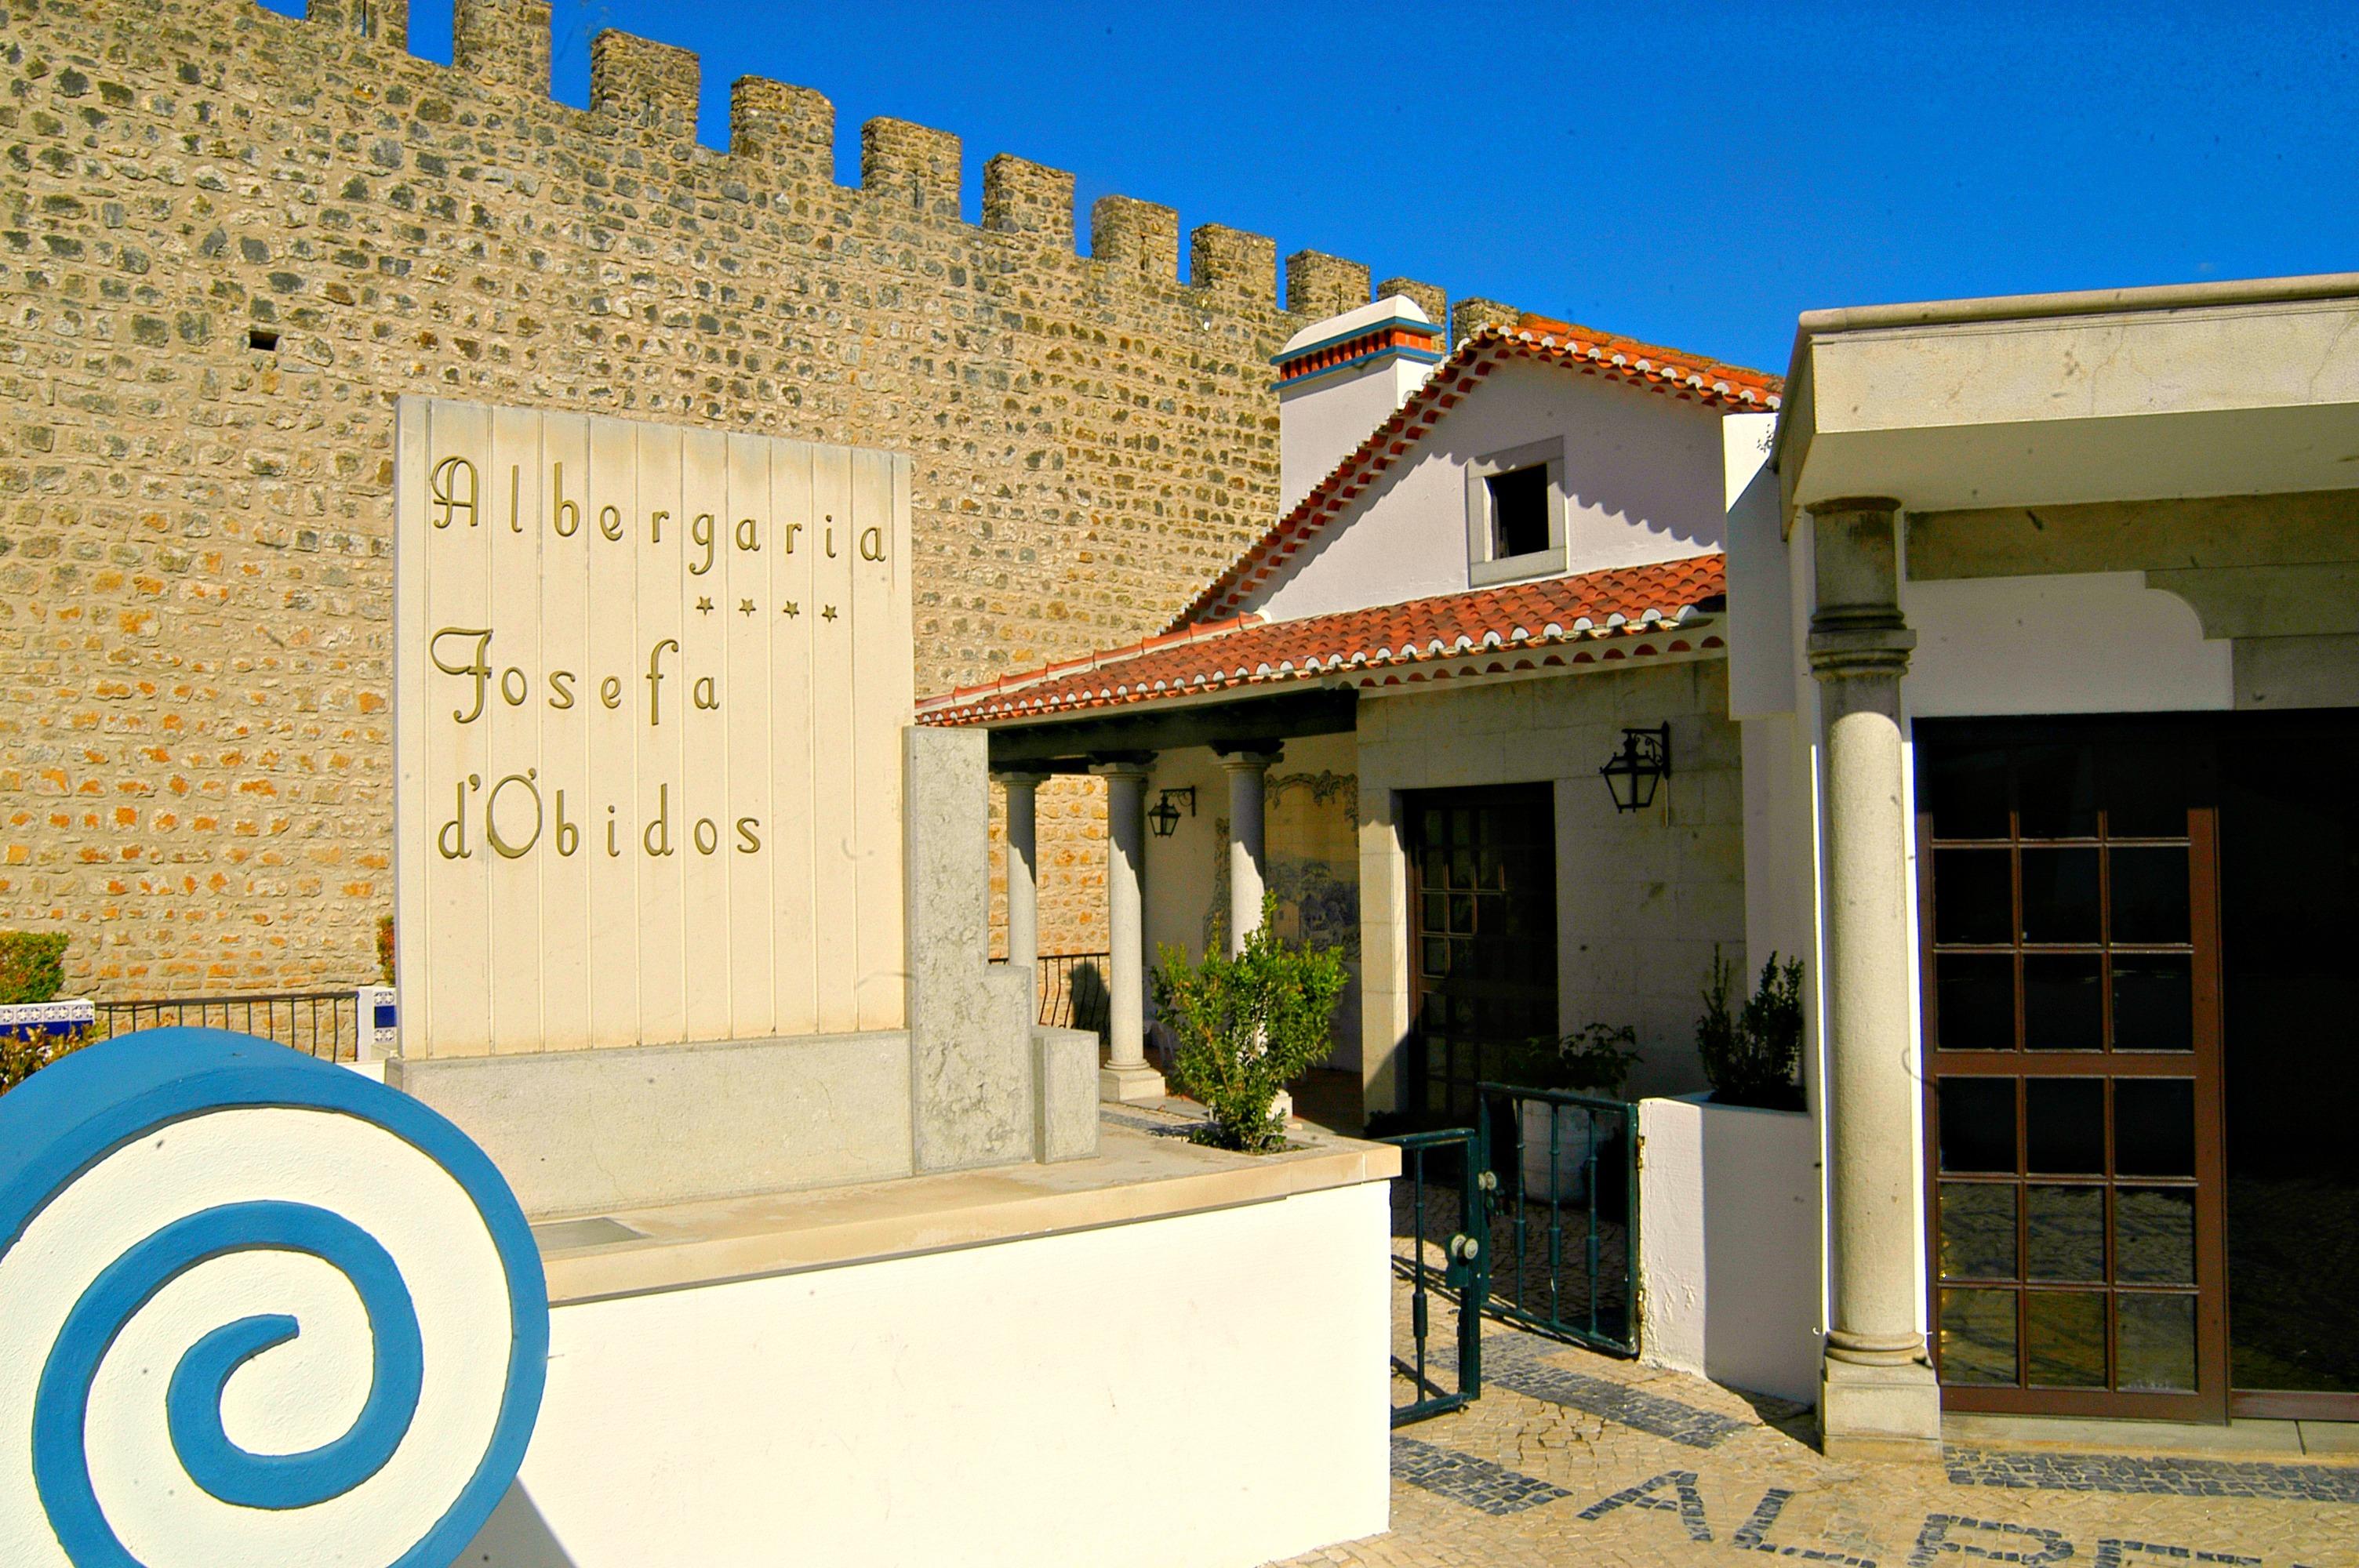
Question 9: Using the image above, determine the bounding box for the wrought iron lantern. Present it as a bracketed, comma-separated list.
[1599, 724, 1671, 812]
[1149, 786, 1195, 838]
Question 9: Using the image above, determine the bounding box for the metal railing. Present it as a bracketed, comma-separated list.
[90, 992, 362, 1062]
[1382, 1127, 1489, 1425]
[1478, 1082, 1640, 1356]
[1025, 952, 1110, 1038]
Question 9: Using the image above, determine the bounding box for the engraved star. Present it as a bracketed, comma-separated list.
[780, 601, 799, 618]
[821, 604, 838, 622]
[695, 596, 714, 615]
[738, 597, 756, 615]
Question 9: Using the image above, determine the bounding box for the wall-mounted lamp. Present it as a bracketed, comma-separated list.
[1600, 724, 1671, 812]
[1149, 786, 1196, 838]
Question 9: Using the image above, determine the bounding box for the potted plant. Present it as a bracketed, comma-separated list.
[1696, 949, 1805, 1112]
[1150, 893, 1348, 1153]
[1498, 1022, 1640, 1204]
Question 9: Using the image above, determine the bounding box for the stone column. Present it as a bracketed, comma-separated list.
[1220, 748, 1282, 954]
[1806, 498, 1940, 1461]
[1223, 746, 1289, 1120]
[997, 771, 1045, 975]
[1092, 758, 1166, 1103]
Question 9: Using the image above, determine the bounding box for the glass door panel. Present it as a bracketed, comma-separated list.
[1920, 723, 2226, 1420]
[1407, 785, 1556, 1124]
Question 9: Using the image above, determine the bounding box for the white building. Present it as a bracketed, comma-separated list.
[1743, 271, 2359, 1454]
[925, 271, 2359, 1457]
[921, 296, 1783, 1123]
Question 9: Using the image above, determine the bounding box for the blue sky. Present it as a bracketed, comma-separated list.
[278, 1, 2356, 373]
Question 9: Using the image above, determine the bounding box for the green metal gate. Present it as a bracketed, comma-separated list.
[1382, 1128, 1490, 1426]
[1479, 1083, 1641, 1356]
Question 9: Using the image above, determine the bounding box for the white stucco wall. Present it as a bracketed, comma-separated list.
[1247, 360, 1732, 624]
[1900, 570, 2234, 716]
[1355, 659, 1746, 1111]
[466, 1180, 1391, 1568]
[1637, 1094, 1823, 1405]
[1279, 356, 1438, 514]
[1722, 413, 1791, 720]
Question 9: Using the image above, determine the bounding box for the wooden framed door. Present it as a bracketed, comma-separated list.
[1406, 786, 1558, 1125]
[1917, 721, 2229, 1420]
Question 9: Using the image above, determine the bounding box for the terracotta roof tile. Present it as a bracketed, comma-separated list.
[1171, 315, 1779, 630]
[918, 556, 1727, 728]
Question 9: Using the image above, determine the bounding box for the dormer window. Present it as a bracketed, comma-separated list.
[1466, 436, 1567, 586]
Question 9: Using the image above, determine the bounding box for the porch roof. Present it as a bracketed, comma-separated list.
[1776, 271, 2359, 521]
[917, 554, 1728, 735]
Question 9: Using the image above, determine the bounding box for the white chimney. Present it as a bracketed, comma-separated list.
[1274, 296, 1445, 511]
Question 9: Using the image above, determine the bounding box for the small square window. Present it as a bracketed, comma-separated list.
[1486, 465, 1550, 559]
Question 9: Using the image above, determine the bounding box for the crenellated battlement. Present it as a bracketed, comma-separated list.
[588, 29, 699, 143]
[230, 0, 1469, 312]
[729, 76, 835, 182]
[452, 0, 551, 96]
[304, 0, 407, 41]
[983, 155, 1076, 245]
[1192, 224, 1281, 301]
[1092, 196, 1180, 280]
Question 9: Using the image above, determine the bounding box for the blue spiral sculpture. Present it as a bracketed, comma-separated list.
[0, 1028, 548, 1567]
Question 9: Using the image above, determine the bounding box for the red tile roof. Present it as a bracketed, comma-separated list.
[918, 556, 1727, 728]
[1172, 314, 1780, 630]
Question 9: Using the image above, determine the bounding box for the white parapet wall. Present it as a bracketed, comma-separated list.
[465, 1131, 1395, 1568]
[1637, 1093, 1822, 1406]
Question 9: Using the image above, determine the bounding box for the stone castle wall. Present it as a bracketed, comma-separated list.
[0, 0, 1470, 995]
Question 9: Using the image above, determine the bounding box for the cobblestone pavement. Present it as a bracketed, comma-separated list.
[1276, 1317, 2359, 1568]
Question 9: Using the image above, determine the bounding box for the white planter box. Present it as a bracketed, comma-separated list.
[0, 997, 93, 1040]
[1636, 1091, 1823, 1405]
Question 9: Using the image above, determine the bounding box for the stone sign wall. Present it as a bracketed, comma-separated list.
[394, 399, 911, 1055]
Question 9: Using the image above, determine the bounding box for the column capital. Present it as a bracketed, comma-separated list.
[1806, 495, 1904, 521]
[1214, 744, 1284, 773]
[1806, 493, 1915, 681]
[1087, 752, 1156, 780]
[1806, 622, 1917, 679]
[990, 768, 1051, 787]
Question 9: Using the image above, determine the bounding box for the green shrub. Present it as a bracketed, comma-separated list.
[1696, 948, 1805, 1110]
[1151, 893, 1347, 1152]
[0, 1023, 90, 1097]
[1499, 1022, 1641, 1098]
[0, 931, 69, 1006]
[377, 913, 395, 987]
